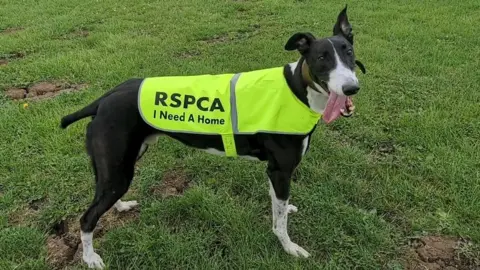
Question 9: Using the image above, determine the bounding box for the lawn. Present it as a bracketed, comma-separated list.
[1, 0, 479, 269]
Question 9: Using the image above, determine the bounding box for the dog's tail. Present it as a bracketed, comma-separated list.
[60, 98, 101, 129]
[60, 79, 143, 129]
[60, 86, 118, 129]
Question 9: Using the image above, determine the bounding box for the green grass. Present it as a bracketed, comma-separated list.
[1, 0, 479, 269]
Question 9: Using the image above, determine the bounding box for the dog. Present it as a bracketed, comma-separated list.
[60, 6, 365, 269]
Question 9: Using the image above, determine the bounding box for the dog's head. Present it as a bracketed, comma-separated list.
[285, 6, 365, 123]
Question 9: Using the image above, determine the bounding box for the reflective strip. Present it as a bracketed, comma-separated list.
[230, 73, 241, 133]
[220, 73, 242, 157]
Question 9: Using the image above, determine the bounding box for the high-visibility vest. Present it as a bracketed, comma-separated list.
[138, 67, 321, 156]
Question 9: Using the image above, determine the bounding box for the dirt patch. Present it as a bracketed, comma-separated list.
[62, 28, 90, 39]
[46, 207, 139, 269]
[376, 140, 396, 154]
[5, 88, 27, 100]
[174, 49, 201, 59]
[200, 33, 230, 44]
[403, 235, 480, 270]
[4, 81, 87, 100]
[8, 206, 39, 226]
[0, 51, 25, 66]
[378, 209, 411, 232]
[28, 197, 46, 210]
[150, 168, 190, 198]
[0, 27, 24, 34]
[47, 236, 77, 269]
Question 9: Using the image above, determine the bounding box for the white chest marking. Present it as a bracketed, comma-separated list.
[301, 136, 310, 156]
[306, 87, 328, 114]
[288, 61, 329, 114]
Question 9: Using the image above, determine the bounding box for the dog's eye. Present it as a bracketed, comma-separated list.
[346, 49, 353, 56]
[318, 56, 324, 60]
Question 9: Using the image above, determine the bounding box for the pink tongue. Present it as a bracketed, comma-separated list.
[322, 92, 347, 124]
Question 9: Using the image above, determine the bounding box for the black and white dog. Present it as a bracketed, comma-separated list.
[60, 6, 365, 269]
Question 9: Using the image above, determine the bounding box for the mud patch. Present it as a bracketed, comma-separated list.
[0, 27, 24, 34]
[46, 207, 139, 269]
[150, 168, 190, 198]
[4, 81, 87, 100]
[403, 235, 480, 270]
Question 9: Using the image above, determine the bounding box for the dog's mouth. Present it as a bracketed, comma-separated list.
[317, 81, 355, 124]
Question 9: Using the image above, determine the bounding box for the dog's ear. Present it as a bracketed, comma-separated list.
[355, 60, 366, 74]
[284, 32, 316, 54]
[333, 5, 353, 44]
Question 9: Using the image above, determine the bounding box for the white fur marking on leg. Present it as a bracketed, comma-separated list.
[81, 231, 105, 269]
[114, 200, 138, 212]
[268, 180, 310, 258]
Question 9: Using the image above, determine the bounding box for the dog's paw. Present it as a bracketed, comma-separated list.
[287, 204, 298, 214]
[114, 200, 138, 212]
[83, 252, 105, 269]
[283, 242, 311, 258]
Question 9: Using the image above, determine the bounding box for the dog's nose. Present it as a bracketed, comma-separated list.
[342, 84, 360, 96]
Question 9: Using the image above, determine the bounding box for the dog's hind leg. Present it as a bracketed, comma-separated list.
[80, 123, 139, 269]
[112, 135, 158, 213]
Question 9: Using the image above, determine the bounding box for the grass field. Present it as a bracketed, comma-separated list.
[1, 0, 480, 269]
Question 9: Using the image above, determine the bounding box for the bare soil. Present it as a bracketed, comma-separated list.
[46, 207, 139, 269]
[150, 168, 190, 198]
[403, 235, 480, 270]
[4, 81, 87, 100]
[0, 27, 24, 34]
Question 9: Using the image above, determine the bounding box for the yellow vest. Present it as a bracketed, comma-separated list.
[138, 67, 321, 156]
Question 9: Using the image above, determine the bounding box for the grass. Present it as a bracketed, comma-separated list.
[1, 0, 479, 269]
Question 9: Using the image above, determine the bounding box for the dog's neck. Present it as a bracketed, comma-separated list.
[285, 59, 329, 114]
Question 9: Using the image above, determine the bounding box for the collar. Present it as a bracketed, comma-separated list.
[301, 60, 329, 94]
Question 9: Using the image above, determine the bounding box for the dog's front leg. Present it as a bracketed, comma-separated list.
[267, 169, 310, 258]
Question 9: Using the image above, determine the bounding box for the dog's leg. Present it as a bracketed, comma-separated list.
[81, 185, 127, 269]
[111, 143, 148, 213]
[80, 125, 139, 269]
[268, 166, 310, 258]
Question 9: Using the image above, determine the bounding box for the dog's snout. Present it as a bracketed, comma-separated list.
[342, 84, 360, 96]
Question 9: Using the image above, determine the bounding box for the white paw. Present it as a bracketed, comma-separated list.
[287, 204, 298, 214]
[83, 252, 105, 269]
[283, 242, 311, 258]
[115, 200, 138, 212]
